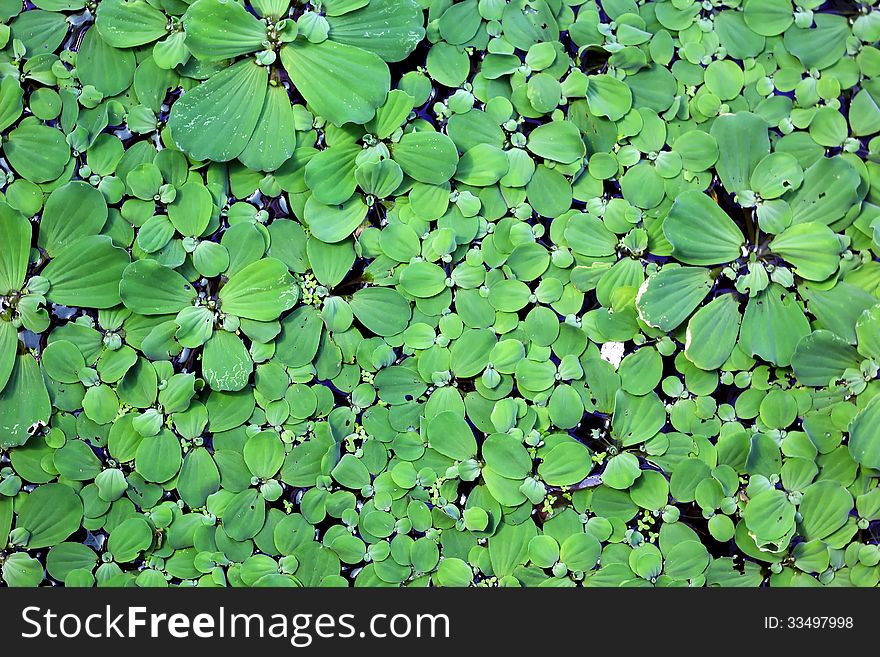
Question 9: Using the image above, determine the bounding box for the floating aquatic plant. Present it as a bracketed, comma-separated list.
[1, 0, 880, 588]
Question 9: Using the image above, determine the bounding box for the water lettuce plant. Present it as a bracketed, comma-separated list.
[1, 0, 880, 588]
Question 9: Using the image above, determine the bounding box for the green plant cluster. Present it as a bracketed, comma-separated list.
[1, 0, 880, 588]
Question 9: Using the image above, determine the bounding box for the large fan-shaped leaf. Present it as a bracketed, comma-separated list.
[710, 112, 769, 194]
[96, 0, 168, 47]
[663, 190, 744, 265]
[168, 59, 268, 161]
[120, 259, 197, 315]
[177, 447, 221, 509]
[183, 0, 267, 60]
[10, 10, 68, 56]
[0, 76, 23, 132]
[15, 483, 82, 549]
[784, 157, 861, 227]
[326, 0, 424, 63]
[281, 40, 390, 126]
[739, 284, 810, 367]
[77, 26, 136, 97]
[43, 236, 131, 309]
[3, 121, 70, 183]
[799, 481, 852, 541]
[219, 257, 298, 321]
[304, 144, 360, 205]
[769, 222, 842, 281]
[611, 390, 666, 446]
[527, 120, 586, 164]
[849, 396, 880, 470]
[392, 132, 460, 184]
[349, 287, 412, 336]
[791, 330, 861, 387]
[0, 321, 16, 393]
[0, 354, 50, 449]
[203, 331, 253, 392]
[0, 203, 30, 295]
[304, 195, 368, 244]
[684, 294, 741, 371]
[636, 266, 713, 332]
[238, 84, 297, 172]
[37, 182, 108, 257]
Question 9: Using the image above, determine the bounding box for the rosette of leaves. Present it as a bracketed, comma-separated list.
[301, 89, 460, 243]
[166, 0, 425, 169]
[120, 253, 298, 391]
[636, 113, 860, 371]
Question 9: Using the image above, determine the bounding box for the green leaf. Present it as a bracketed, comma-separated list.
[784, 157, 860, 227]
[183, 0, 267, 60]
[799, 481, 852, 541]
[107, 517, 153, 562]
[744, 489, 795, 542]
[238, 84, 297, 172]
[684, 294, 741, 371]
[349, 287, 411, 336]
[427, 411, 476, 461]
[222, 488, 266, 540]
[331, 453, 371, 489]
[304, 144, 360, 205]
[369, 89, 414, 140]
[560, 532, 601, 572]
[664, 540, 709, 581]
[636, 266, 713, 332]
[849, 396, 880, 470]
[304, 195, 368, 243]
[38, 182, 108, 257]
[611, 390, 666, 447]
[203, 331, 254, 392]
[135, 429, 182, 483]
[77, 26, 136, 97]
[177, 447, 221, 508]
[275, 305, 323, 368]
[0, 76, 23, 133]
[15, 483, 83, 549]
[168, 181, 214, 238]
[96, 0, 168, 47]
[0, 203, 30, 295]
[585, 74, 632, 121]
[243, 431, 284, 479]
[168, 59, 268, 162]
[565, 213, 623, 257]
[526, 121, 586, 164]
[392, 132, 460, 184]
[769, 223, 842, 281]
[602, 452, 641, 490]
[743, 0, 793, 36]
[0, 321, 16, 393]
[219, 257, 298, 321]
[663, 190, 744, 265]
[0, 355, 50, 449]
[488, 520, 536, 577]
[326, 0, 425, 63]
[710, 112, 769, 195]
[43, 236, 131, 309]
[280, 39, 390, 126]
[805, 282, 876, 345]
[120, 259, 196, 315]
[791, 330, 861, 387]
[739, 284, 810, 367]
[3, 121, 70, 183]
[538, 441, 592, 486]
